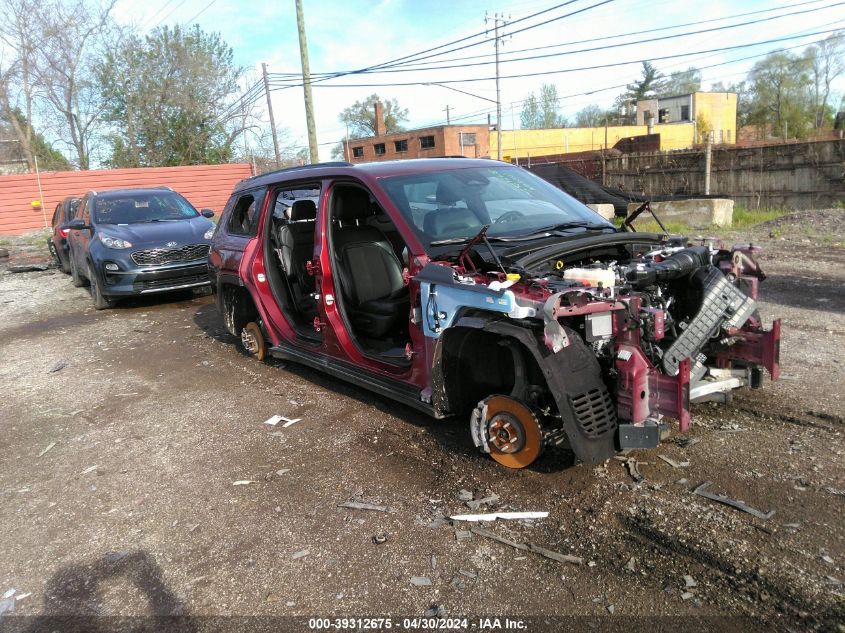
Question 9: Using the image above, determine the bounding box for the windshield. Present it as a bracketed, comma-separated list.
[94, 193, 198, 224]
[380, 165, 611, 249]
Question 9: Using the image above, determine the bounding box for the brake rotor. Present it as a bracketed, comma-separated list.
[470, 395, 543, 469]
[241, 321, 266, 361]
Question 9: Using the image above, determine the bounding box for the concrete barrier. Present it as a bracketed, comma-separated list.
[586, 203, 616, 220]
[626, 199, 734, 227]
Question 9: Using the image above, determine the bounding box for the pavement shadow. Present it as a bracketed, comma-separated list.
[21, 550, 193, 633]
[192, 302, 578, 473]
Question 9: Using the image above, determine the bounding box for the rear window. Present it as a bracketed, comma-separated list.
[94, 193, 198, 224]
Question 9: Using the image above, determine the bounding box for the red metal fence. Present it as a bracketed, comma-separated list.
[0, 163, 254, 235]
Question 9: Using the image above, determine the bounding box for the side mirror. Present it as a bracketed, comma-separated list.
[67, 218, 90, 230]
[201, 209, 215, 218]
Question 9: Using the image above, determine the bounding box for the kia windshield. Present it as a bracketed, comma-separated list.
[94, 193, 199, 224]
[379, 166, 612, 249]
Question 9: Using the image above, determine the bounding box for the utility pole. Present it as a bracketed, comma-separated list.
[486, 13, 507, 162]
[295, 0, 319, 164]
[262, 62, 281, 168]
[444, 105, 451, 125]
[704, 134, 712, 196]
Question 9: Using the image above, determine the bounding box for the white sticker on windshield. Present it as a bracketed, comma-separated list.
[134, 200, 149, 207]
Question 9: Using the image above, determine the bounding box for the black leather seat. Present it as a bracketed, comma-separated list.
[277, 199, 317, 314]
[423, 181, 482, 238]
[333, 187, 408, 338]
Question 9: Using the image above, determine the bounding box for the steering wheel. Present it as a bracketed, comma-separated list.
[493, 210, 526, 224]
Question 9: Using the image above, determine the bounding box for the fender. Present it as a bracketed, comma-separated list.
[433, 313, 617, 464]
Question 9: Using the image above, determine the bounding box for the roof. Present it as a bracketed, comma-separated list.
[90, 187, 175, 198]
[236, 157, 506, 192]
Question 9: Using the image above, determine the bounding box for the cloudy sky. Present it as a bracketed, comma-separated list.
[115, 0, 845, 160]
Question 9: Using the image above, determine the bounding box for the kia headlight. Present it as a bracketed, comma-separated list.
[98, 233, 132, 249]
[204, 226, 216, 240]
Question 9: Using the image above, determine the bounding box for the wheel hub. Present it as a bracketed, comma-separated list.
[470, 395, 543, 469]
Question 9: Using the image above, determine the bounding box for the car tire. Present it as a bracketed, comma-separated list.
[88, 262, 114, 310]
[70, 254, 86, 287]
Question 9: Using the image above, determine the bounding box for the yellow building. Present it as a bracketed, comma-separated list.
[490, 91, 736, 160]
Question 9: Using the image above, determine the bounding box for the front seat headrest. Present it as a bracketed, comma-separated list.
[289, 199, 317, 221]
[335, 187, 373, 221]
[436, 181, 463, 205]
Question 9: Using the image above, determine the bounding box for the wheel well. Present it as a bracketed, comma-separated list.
[219, 284, 259, 336]
[438, 326, 546, 415]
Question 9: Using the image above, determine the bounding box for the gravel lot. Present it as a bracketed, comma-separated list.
[0, 210, 843, 632]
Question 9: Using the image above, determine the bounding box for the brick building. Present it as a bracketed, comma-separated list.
[345, 102, 490, 163]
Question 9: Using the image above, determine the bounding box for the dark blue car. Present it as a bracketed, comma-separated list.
[66, 187, 216, 309]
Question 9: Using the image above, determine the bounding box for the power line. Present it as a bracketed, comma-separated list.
[154, 0, 190, 27]
[185, 0, 220, 23]
[324, 1, 845, 75]
[266, 26, 844, 88]
[297, 0, 617, 89]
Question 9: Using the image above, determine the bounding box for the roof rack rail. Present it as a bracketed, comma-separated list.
[244, 161, 354, 182]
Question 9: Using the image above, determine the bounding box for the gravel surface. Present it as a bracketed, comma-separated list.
[0, 212, 842, 631]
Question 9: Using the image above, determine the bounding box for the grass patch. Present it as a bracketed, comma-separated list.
[613, 206, 791, 235]
[731, 206, 789, 229]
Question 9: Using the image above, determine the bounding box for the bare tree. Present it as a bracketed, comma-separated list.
[36, 0, 116, 169]
[806, 32, 845, 128]
[0, 0, 43, 170]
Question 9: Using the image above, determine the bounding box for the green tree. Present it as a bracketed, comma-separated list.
[338, 94, 407, 138]
[746, 50, 814, 139]
[520, 83, 565, 128]
[659, 67, 701, 97]
[806, 32, 845, 128]
[573, 104, 608, 127]
[98, 24, 244, 167]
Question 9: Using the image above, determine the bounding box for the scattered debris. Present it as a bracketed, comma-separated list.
[48, 360, 68, 374]
[587, 561, 597, 567]
[291, 550, 309, 560]
[0, 597, 14, 616]
[824, 486, 845, 498]
[275, 469, 290, 476]
[684, 575, 698, 588]
[681, 591, 694, 600]
[675, 437, 700, 449]
[466, 494, 499, 510]
[37, 442, 56, 458]
[607, 605, 615, 615]
[81, 465, 98, 475]
[424, 605, 447, 617]
[821, 555, 834, 565]
[337, 500, 397, 513]
[372, 533, 387, 545]
[14, 593, 31, 602]
[410, 576, 432, 586]
[2, 590, 15, 600]
[450, 511, 548, 522]
[430, 554, 436, 570]
[232, 480, 257, 486]
[693, 481, 775, 520]
[625, 557, 636, 572]
[458, 570, 477, 579]
[455, 530, 472, 541]
[718, 422, 747, 432]
[457, 489, 473, 502]
[625, 458, 644, 482]
[658, 455, 690, 468]
[470, 527, 582, 565]
[8, 263, 50, 273]
[263, 415, 300, 427]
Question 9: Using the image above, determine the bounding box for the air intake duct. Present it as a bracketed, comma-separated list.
[626, 246, 711, 287]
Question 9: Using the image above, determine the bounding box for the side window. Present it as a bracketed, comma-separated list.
[81, 199, 90, 223]
[52, 205, 61, 227]
[227, 192, 262, 237]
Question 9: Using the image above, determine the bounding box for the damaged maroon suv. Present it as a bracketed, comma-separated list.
[209, 159, 780, 468]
